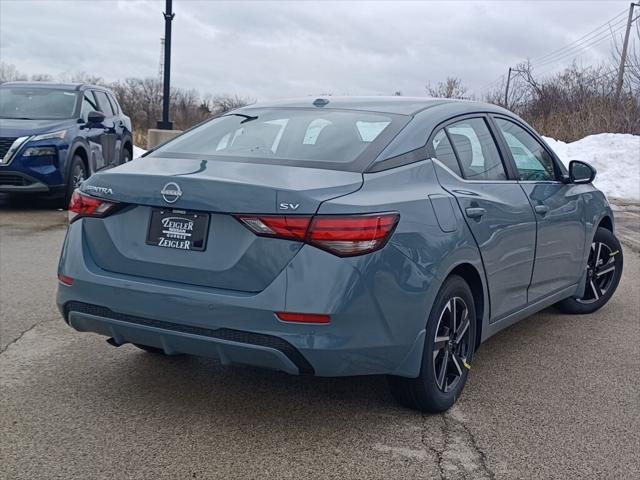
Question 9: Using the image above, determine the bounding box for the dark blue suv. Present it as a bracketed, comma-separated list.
[0, 82, 133, 204]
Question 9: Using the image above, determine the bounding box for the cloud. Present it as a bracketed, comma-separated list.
[0, 0, 628, 100]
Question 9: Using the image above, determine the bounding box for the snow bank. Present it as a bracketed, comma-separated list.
[543, 133, 640, 202]
[134, 133, 639, 202]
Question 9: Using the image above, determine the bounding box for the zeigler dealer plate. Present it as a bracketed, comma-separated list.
[146, 208, 210, 251]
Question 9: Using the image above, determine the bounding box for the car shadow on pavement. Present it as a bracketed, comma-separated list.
[77, 345, 405, 426]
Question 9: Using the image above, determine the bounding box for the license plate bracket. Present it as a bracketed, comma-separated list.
[146, 208, 209, 252]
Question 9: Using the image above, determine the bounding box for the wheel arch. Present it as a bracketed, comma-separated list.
[447, 262, 485, 350]
[123, 137, 133, 156]
[597, 215, 613, 232]
[69, 142, 90, 179]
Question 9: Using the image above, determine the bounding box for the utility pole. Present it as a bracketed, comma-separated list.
[504, 67, 526, 109]
[504, 67, 512, 107]
[615, 2, 639, 102]
[157, 0, 175, 130]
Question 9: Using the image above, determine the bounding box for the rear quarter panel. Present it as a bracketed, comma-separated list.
[310, 159, 488, 374]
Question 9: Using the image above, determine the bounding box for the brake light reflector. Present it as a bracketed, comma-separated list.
[235, 213, 399, 257]
[68, 190, 118, 223]
[276, 312, 331, 324]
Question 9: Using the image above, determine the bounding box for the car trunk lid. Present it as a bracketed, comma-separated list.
[80, 156, 362, 292]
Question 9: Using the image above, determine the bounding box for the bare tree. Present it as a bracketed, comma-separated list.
[204, 94, 255, 114]
[30, 73, 53, 82]
[426, 77, 468, 99]
[485, 60, 638, 141]
[0, 62, 28, 83]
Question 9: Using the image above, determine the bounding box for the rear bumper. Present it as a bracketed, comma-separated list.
[64, 303, 310, 374]
[57, 221, 430, 377]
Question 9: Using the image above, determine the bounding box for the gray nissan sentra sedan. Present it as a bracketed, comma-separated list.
[57, 97, 623, 412]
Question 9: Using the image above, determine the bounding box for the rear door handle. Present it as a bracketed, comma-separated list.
[534, 205, 549, 215]
[465, 207, 486, 219]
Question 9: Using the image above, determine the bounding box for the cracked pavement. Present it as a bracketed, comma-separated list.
[1, 198, 639, 479]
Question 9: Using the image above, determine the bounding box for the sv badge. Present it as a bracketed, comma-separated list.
[279, 202, 300, 211]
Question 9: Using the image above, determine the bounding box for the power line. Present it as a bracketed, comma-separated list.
[530, 8, 628, 63]
[532, 21, 630, 70]
[477, 7, 636, 96]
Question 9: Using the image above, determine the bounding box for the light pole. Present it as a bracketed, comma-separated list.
[157, 0, 175, 130]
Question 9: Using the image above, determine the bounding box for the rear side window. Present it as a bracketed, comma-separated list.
[494, 118, 557, 181]
[431, 129, 461, 176]
[152, 108, 404, 171]
[446, 118, 507, 181]
[94, 90, 114, 116]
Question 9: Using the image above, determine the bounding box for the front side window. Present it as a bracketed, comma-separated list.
[0, 87, 78, 120]
[80, 92, 99, 121]
[152, 108, 400, 170]
[94, 90, 114, 116]
[495, 118, 557, 181]
[446, 118, 507, 181]
[107, 93, 120, 114]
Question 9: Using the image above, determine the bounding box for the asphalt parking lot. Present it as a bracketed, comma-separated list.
[1, 197, 639, 480]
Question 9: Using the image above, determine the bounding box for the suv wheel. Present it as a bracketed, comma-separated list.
[388, 275, 476, 413]
[62, 155, 87, 208]
[556, 227, 623, 314]
[121, 147, 131, 164]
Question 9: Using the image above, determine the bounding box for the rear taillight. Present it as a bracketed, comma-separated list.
[68, 190, 118, 223]
[236, 213, 399, 257]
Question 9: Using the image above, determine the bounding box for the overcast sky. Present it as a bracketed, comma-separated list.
[0, 0, 632, 100]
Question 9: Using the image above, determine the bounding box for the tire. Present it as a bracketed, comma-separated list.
[556, 227, 623, 314]
[388, 275, 476, 413]
[63, 155, 87, 208]
[121, 146, 131, 164]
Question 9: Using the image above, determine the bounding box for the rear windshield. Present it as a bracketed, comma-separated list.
[0, 88, 79, 120]
[150, 108, 407, 171]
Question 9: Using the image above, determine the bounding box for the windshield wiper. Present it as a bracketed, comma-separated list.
[223, 113, 258, 124]
[0, 116, 35, 120]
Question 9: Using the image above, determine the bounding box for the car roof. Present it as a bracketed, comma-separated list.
[241, 96, 510, 116]
[0, 81, 109, 92]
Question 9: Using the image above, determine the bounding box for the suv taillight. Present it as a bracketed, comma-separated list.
[236, 213, 399, 257]
[68, 190, 118, 223]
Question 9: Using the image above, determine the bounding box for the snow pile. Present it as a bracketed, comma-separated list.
[543, 133, 640, 202]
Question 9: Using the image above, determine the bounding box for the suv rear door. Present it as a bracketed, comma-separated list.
[429, 115, 537, 321]
[93, 90, 119, 167]
[79, 90, 107, 171]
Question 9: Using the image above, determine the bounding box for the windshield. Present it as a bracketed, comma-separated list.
[0, 88, 79, 120]
[151, 108, 406, 171]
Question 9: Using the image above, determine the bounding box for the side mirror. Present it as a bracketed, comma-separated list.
[569, 160, 596, 184]
[86, 110, 106, 125]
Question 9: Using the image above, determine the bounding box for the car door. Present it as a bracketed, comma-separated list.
[92, 90, 119, 167]
[430, 115, 537, 321]
[491, 116, 586, 302]
[107, 92, 126, 162]
[79, 90, 107, 172]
